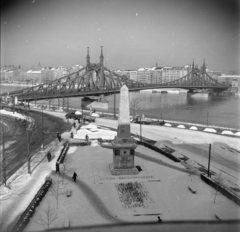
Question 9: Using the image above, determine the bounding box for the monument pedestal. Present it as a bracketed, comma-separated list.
[109, 163, 139, 175]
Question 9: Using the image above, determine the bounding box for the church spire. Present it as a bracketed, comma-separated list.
[202, 59, 206, 72]
[192, 59, 195, 71]
[86, 47, 90, 66]
[100, 46, 104, 66]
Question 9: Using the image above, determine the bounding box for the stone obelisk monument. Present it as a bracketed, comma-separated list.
[101, 85, 138, 175]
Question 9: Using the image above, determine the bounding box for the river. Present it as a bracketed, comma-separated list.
[1, 85, 239, 128]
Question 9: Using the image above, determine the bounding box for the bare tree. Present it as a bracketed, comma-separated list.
[0, 123, 7, 186]
[50, 174, 64, 209]
[130, 98, 141, 116]
[35, 202, 58, 230]
[25, 117, 37, 174]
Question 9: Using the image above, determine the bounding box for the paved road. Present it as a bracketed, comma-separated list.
[0, 111, 69, 184]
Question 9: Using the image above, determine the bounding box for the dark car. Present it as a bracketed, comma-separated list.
[65, 111, 82, 120]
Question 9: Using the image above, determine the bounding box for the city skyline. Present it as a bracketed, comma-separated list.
[1, 0, 239, 73]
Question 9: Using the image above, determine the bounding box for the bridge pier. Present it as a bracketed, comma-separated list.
[58, 98, 60, 111]
[14, 96, 18, 105]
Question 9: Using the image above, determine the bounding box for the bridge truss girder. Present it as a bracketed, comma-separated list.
[8, 65, 147, 101]
[161, 67, 225, 89]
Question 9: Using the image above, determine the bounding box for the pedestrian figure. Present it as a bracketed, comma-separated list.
[78, 118, 80, 123]
[73, 122, 76, 128]
[70, 132, 73, 138]
[157, 216, 162, 223]
[56, 162, 60, 174]
[72, 172, 78, 182]
[47, 152, 51, 162]
[85, 134, 89, 142]
[57, 132, 61, 142]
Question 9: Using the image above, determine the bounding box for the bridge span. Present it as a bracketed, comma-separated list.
[2, 47, 228, 102]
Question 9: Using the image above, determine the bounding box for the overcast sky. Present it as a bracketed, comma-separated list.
[1, 0, 239, 72]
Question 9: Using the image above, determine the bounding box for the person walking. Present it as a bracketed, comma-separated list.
[85, 134, 89, 142]
[72, 172, 78, 182]
[56, 162, 60, 174]
[57, 132, 61, 142]
[157, 216, 162, 223]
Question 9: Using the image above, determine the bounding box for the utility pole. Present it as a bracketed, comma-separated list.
[207, 143, 211, 177]
[27, 79, 30, 109]
[41, 105, 44, 149]
[26, 123, 31, 174]
[67, 97, 69, 112]
[207, 112, 209, 126]
[1, 122, 7, 186]
[140, 116, 142, 142]
[114, 90, 116, 119]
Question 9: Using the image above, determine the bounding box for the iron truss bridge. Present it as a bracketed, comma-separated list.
[2, 48, 229, 102]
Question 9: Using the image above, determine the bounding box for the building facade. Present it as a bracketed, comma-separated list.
[162, 67, 188, 83]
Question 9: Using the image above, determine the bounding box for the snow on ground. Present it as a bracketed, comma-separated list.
[190, 126, 198, 130]
[204, 128, 217, 133]
[24, 130, 239, 231]
[1, 110, 240, 232]
[0, 138, 61, 232]
[73, 123, 116, 140]
[95, 118, 240, 195]
[0, 109, 26, 120]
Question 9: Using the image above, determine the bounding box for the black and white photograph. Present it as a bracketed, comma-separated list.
[0, 0, 239, 231]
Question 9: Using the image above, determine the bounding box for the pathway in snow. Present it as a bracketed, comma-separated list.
[64, 175, 123, 223]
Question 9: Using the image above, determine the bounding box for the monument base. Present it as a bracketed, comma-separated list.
[109, 163, 139, 175]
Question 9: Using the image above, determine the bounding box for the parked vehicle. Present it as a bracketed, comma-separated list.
[83, 115, 95, 122]
[65, 111, 82, 120]
[132, 115, 152, 125]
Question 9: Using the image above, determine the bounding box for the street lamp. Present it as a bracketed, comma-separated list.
[41, 105, 44, 149]
[207, 144, 212, 177]
[81, 102, 84, 117]
[140, 115, 142, 142]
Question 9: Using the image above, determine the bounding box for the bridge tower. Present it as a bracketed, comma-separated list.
[201, 59, 206, 85]
[99, 46, 105, 87]
[85, 46, 106, 89]
[191, 59, 195, 80]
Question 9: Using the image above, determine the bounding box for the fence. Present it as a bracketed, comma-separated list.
[11, 178, 52, 232]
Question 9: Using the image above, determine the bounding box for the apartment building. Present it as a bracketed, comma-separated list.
[130, 71, 138, 81]
[151, 67, 163, 84]
[162, 67, 188, 83]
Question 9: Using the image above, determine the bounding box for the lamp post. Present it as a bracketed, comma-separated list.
[41, 105, 44, 149]
[207, 144, 212, 177]
[81, 102, 84, 117]
[27, 79, 30, 110]
[114, 90, 116, 119]
[140, 115, 142, 142]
